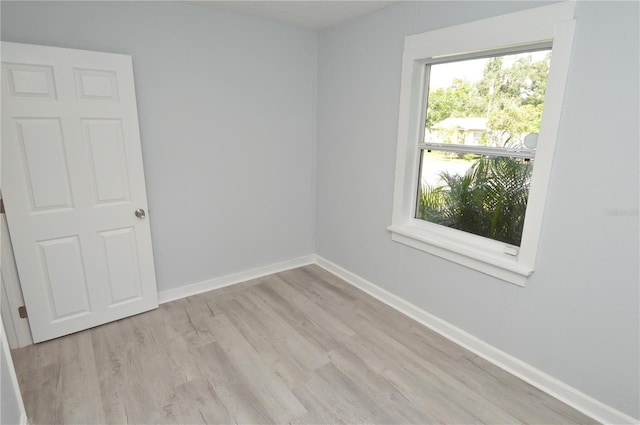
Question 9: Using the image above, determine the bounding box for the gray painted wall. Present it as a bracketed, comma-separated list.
[316, 1, 639, 418]
[1, 1, 317, 293]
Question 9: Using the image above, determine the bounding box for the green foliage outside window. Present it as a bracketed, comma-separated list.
[417, 156, 533, 246]
[426, 52, 551, 145]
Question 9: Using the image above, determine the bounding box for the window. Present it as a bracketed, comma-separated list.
[389, 3, 576, 285]
[418, 48, 550, 247]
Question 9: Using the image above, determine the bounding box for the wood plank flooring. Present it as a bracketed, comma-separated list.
[12, 265, 598, 424]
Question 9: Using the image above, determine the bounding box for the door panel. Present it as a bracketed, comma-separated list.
[2, 42, 158, 343]
[74, 68, 119, 102]
[83, 119, 131, 204]
[5, 63, 57, 99]
[98, 227, 143, 306]
[15, 118, 74, 211]
[37, 236, 92, 320]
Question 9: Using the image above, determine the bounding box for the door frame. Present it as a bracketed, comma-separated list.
[1, 206, 32, 348]
[1, 315, 28, 424]
[0, 140, 28, 423]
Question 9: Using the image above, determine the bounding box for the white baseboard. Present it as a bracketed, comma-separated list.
[158, 255, 315, 304]
[314, 255, 639, 425]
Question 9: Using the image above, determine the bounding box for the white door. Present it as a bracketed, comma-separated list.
[1, 42, 158, 343]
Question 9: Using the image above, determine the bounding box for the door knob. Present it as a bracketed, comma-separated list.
[135, 208, 146, 218]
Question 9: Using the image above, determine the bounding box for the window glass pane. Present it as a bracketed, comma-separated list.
[425, 49, 551, 149]
[417, 150, 534, 246]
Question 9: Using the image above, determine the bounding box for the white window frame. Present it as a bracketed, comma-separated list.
[389, 3, 576, 286]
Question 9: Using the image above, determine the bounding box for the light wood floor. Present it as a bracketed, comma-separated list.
[12, 265, 597, 424]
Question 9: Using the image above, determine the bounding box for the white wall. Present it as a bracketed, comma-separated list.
[316, 0, 639, 418]
[1, 1, 317, 293]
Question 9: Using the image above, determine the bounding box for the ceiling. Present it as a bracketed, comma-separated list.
[185, 1, 402, 30]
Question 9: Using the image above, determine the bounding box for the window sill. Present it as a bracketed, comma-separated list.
[388, 224, 533, 286]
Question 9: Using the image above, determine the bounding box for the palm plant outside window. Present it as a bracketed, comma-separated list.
[416, 48, 551, 247]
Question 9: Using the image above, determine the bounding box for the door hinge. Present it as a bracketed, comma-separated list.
[18, 306, 28, 319]
[0, 198, 4, 214]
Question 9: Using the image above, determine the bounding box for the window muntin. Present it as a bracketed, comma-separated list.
[416, 49, 550, 247]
